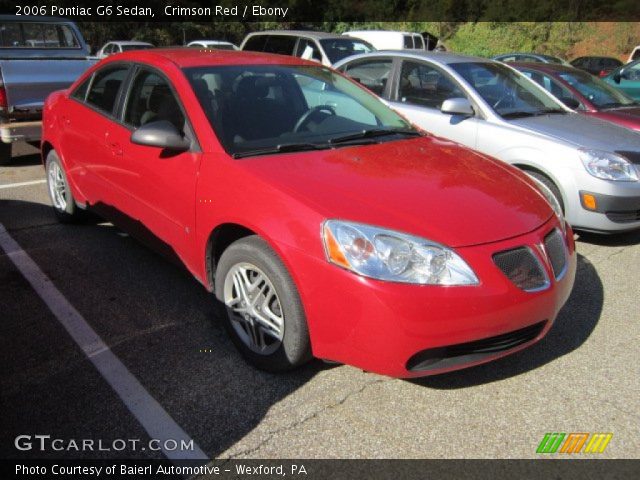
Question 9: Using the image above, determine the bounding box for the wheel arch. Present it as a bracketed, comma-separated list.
[512, 162, 568, 210]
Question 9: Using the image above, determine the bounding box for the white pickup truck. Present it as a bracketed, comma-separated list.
[0, 15, 96, 164]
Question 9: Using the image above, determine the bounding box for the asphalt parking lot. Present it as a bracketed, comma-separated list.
[1, 142, 639, 461]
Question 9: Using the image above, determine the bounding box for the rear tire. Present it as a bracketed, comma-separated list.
[0, 142, 12, 166]
[214, 235, 312, 372]
[45, 150, 84, 223]
[525, 170, 565, 214]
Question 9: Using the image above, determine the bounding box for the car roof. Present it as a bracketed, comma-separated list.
[109, 48, 319, 68]
[335, 50, 490, 67]
[246, 30, 344, 41]
[190, 40, 234, 44]
[345, 30, 421, 36]
[507, 62, 579, 74]
[109, 41, 153, 46]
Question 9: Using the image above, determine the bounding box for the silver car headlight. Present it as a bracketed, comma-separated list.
[579, 149, 639, 182]
[527, 175, 566, 232]
[322, 220, 479, 285]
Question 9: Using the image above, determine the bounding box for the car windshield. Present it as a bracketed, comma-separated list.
[450, 61, 565, 118]
[121, 44, 152, 51]
[319, 39, 375, 64]
[558, 69, 636, 109]
[184, 64, 415, 157]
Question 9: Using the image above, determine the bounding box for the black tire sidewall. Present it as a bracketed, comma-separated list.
[526, 170, 565, 213]
[214, 235, 312, 372]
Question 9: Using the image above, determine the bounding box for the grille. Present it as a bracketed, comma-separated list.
[606, 210, 640, 223]
[543, 229, 567, 279]
[406, 321, 547, 372]
[493, 247, 548, 291]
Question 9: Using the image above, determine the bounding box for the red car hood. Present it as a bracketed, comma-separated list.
[240, 136, 553, 248]
[589, 107, 640, 131]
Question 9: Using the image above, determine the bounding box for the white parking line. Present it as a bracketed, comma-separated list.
[0, 223, 208, 462]
[0, 179, 46, 190]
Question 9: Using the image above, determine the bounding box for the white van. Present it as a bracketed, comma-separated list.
[343, 30, 426, 50]
[629, 45, 640, 63]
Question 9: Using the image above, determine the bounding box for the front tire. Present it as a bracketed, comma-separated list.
[0, 142, 12, 166]
[525, 170, 565, 214]
[215, 235, 312, 372]
[45, 150, 84, 223]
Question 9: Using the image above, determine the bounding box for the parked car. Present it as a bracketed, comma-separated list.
[604, 60, 640, 101]
[187, 40, 238, 50]
[240, 30, 374, 66]
[493, 53, 570, 65]
[343, 30, 427, 50]
[570, 56, 623, 77]
[511, 62, 640, 131]
[0, 15, 96, 165]
[96, 41, 153, 58]
[336, 51, 640, 233]
[41, 49, 576, 377]
[628, 45, 640, 63]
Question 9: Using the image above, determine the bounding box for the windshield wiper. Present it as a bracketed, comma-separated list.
[328, 128, 422, 145]
[232, 142, 332, 159]
[502, 108, 565, 119]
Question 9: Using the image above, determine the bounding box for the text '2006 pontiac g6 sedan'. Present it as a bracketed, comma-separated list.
[41, 49, 576, 377]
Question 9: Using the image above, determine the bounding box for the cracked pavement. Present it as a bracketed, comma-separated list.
[1, 143, 639, 461]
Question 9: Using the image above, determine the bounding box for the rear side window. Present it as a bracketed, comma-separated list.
[263, 35, 297, 55]
[86, 66, 129, 115]
[124, 69, 185, 131]
[414, 35, 425, 49]
[295, 38, 322, 62]
[343, 58, 392, 96]
[403, 35, 413, 49]
[0, 22, 80, 48]
[243, 35, 267, 51]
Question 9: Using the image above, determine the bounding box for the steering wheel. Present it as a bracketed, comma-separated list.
[293, 105, 336, 133]
[493, 90, 516, 110]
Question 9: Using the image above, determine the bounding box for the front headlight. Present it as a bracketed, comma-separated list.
[527, 175, 565, 232]
[322, 220, 479, 285]
[579, 149, 638, 182]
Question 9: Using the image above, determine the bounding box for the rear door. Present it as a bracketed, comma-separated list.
[59, 63, 131, 206]
[387, 59, 479, 147]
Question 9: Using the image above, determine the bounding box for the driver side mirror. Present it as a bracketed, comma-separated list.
[613, 71, 623, 83]
[441, 98, 474, 116]
[130, 120, 191, 151]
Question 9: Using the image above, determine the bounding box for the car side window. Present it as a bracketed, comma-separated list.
[295, 39, 321, 62]
[71, 77, 91, 101]
[398, 61, 465, 109]
[403, 35, 413, 49]
[86, 65, 129, 115]
[342, 59, 392, 96]
[243, 35, 267, 51]
[622, 62, 640, 80]
[263, 35, 297, 55]
[632, 49, 640, 61]
[124, 69, 185, 131]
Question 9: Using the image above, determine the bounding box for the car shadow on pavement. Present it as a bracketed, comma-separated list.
[5, 143, 42, 167]
[0, 199, 325, 459]
[576, 229, 640, 247]
[412, 253, 603, 389]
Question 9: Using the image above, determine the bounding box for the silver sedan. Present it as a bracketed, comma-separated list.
[335, 51, 640, 233]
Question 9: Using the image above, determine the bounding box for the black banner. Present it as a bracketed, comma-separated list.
[1, 0, 640, 22]
[3, 459, 640, 480]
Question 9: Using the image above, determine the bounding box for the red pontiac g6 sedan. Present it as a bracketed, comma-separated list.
[41, 49, 576, 378]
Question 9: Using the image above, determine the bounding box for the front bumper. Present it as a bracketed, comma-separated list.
[282, 217, 576, 378]
[578, 190, 640, 228]
[0, 121, 42, 143]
